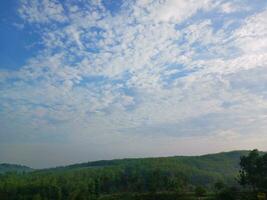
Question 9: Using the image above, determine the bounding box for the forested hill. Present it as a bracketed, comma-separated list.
[1, 150, 249, 176]
[0, 150, 255, 200]
[0, 163, 32, 174]
[36, 150, 250, 185]
[53, 150, 249, 172]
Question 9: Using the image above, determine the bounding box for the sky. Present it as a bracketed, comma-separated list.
[0, 0, 267, 168]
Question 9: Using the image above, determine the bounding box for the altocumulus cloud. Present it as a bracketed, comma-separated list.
[0, 0, 267, 168]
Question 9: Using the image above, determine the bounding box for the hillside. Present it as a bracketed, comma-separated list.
[0, 163, 33, 174]
[37, 150, 249, 185]
[52, 150, 249, 170]
[0, 150, 251, 200]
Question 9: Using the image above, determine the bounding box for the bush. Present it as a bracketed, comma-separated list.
[195, 186, 207, 197]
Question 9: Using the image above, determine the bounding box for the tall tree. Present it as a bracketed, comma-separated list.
[239, 149, 267, 193]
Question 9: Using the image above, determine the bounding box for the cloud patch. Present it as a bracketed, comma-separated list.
[0, 0, 267, 166]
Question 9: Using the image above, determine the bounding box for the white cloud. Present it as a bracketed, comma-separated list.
[220, 2, 249, 13]
[234, 9, 267, 53]
[19, 0, 67, 23]
[133, 0, 215, 23]
[1, 0, 267, 166]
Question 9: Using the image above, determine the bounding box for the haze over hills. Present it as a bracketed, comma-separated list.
[2, 150, 250, 179]
[1, 150, 264, 200]
[50, 150, 248, 170]
[0, 163, 33, 174]
[37, 150, 250, 184]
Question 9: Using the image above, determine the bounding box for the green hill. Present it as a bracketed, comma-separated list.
[52, 150, 249, 170]
[37, 150, 249, 186]
[0, 163, 33, 174]
[0, 150, 252, 200]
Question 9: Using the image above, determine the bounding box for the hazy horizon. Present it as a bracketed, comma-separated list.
[1, 0, 267, 169]
[0, 149, 253, 169]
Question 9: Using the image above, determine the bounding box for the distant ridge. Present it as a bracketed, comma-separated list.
[65, 150, 250, 168]
[1, 150, 258, 188]
[0, 163, 33, 174]
[38, 150, 251, 173]
[0, 150, 254, 174]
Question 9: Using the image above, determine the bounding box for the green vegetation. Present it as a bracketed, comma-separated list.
[238, 149, 267, 199]
[0, 164, 33, 174]
[0, 150, 266, 200]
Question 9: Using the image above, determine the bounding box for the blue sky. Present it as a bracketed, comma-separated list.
[0, 0, 267, 168]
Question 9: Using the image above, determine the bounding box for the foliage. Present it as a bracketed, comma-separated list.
[195, 186, 207, 197]
[0, 150, 252, 199]
[239, 149, 267, 193]
[216, 187, 239, 200]
[214, 180, 224, 192]
[0, 164, 32, 174]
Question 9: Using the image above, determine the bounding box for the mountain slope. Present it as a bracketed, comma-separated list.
[0, 163, 33, 174]
[53, 150, 249, 170]
[0, 150, 253, 200]
[36, 150, 249, 186]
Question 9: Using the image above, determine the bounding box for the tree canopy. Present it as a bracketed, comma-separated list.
[239, 149, 267, 193]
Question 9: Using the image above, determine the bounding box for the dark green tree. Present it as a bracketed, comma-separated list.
[239, 149, 267, 192]
[195, 186, 206, 199]
[214, 180, 224, 192]
[217, 187, 239, 200]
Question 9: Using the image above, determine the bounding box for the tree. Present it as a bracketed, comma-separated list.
[32, 194, 42, 200]
[195, 186, 206, 199]
[239, 149, 267, 192]
[217, 187, 239, 200]
[214, 180, 225, 192]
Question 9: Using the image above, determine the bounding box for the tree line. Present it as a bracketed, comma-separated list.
[0, 149, 266, 200]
